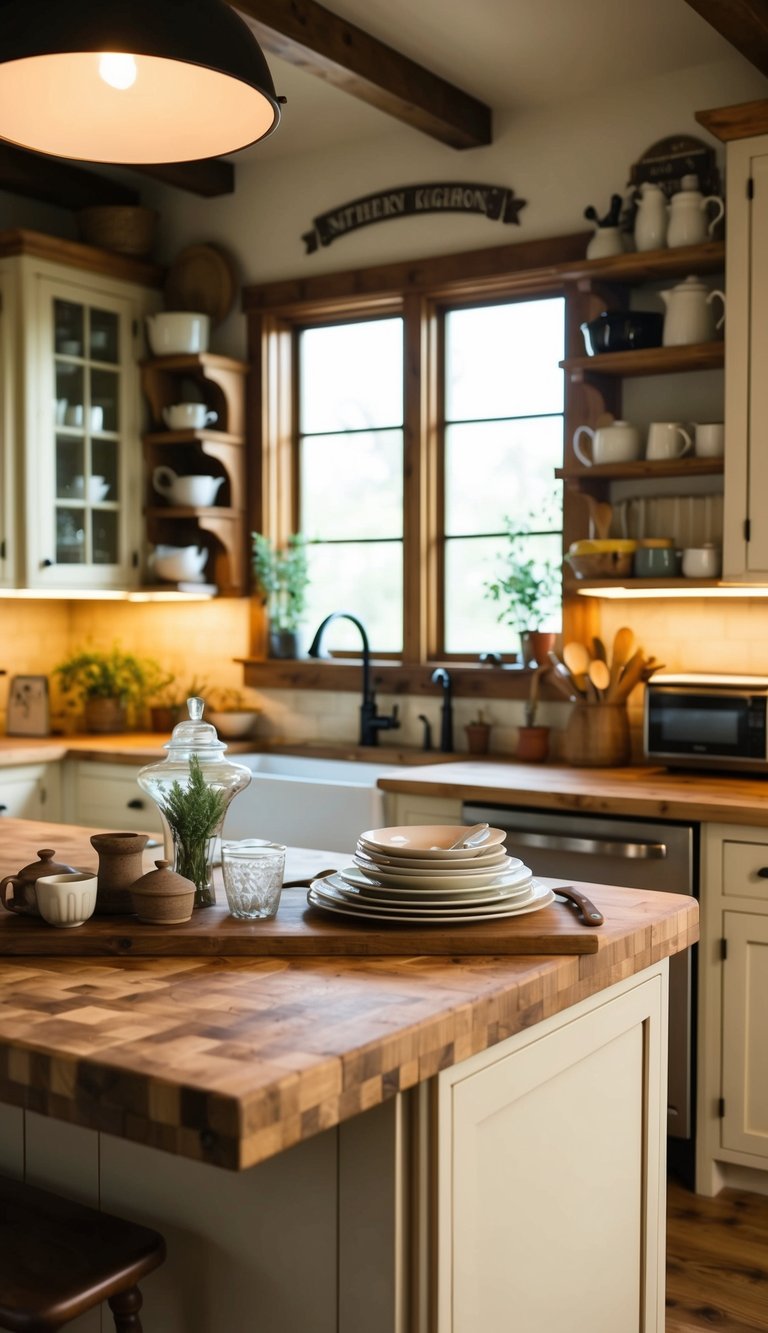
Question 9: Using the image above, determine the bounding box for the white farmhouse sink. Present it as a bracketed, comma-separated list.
[222, 753, 402, 853]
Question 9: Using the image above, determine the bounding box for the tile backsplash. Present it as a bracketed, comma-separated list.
[2, 595, 767, 759]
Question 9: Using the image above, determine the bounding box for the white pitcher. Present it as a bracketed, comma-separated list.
[661, 275, 726, 347]
[152, 465, 225, 508]
[634, 182, 668, 252]
[667, 174, 724, 248]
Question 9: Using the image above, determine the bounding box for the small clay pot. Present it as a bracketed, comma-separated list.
[130, 860, 195, 924]
[465, 723, 491, 755]
[0, 848, 81, 916]
[516, 725, 550, 763]
[90, 831, 149, 915]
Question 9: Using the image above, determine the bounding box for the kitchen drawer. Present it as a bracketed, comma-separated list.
[71, 762, 161, 833]
[722, 839, 768, 900]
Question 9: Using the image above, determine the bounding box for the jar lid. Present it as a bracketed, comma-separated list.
[164, 696, 227, 758]
[130, 859, 196, 897]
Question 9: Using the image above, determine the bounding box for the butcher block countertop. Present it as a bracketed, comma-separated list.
[378, 759, 768, 826]
[0, 819, 697, 1172]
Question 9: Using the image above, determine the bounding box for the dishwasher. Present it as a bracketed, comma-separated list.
[463, 803, 697, 1151]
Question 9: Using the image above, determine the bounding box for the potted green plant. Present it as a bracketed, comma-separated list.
[54, 645, 160, 733]
[252, 532, 310, 659]
[484, 512, 561, 666]
[147, 675, 209, 733]
[156, 754, 229, 908]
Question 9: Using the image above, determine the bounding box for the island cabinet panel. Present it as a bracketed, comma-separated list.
[721, 912, 768, 1159]
[434, 968, 667, 1333]
[0, 761, 60, 821]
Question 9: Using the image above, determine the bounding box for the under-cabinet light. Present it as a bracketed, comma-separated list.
[577, 585, 768, 600]
[0, 588, 214, 602]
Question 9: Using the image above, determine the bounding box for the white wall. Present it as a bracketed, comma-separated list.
[140, 56, 768, 357]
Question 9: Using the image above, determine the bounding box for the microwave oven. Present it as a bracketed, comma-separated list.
[644, 673, 768, 772]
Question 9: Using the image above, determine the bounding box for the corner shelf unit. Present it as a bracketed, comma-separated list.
[140, 354, 248, 596]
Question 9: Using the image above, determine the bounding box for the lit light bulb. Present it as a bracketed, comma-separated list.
[98, 53, 137, 91]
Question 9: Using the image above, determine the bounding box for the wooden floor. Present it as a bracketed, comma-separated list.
[666, 1177, 768, 1331]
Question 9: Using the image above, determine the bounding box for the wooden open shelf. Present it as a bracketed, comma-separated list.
[556, 239, 724, 286]
[562, 341, 725, 381]
[557, 458, 724, 485]
[143, 428, 243, 448]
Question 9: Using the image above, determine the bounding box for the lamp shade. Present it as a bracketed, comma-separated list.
[0, 0, 281, 163]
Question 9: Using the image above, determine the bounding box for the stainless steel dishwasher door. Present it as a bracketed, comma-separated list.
[463, 804, 696, 1139]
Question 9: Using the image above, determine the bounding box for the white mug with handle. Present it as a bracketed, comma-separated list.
[645, 422, 693, 461]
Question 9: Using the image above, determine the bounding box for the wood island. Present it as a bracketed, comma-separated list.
[0, 818, 698, 1333]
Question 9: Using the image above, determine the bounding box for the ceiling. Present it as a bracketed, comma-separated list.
[244, 0, 750, 162]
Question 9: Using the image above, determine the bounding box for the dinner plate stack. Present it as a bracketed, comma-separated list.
[307, 824, 555, 924]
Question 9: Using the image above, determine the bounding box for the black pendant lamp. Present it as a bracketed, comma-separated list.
[0, 0, 282, 163]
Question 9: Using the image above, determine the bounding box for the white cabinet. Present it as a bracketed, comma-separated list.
[723, 134, 768, 576]
[0, 232, 158, 591]
[63, 760, 161, 833]
[0, 762, 60, 820]
[697, 823, 768, 1194]
[386, 792, 462, 826]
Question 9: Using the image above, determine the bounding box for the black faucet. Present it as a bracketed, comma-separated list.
[308, 611, 400, 747]
[431, 667, 453, 753]
[417, 713, 433, 751]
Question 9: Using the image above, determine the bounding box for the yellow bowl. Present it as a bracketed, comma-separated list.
[565, 551, 634, 579]
[569, 538, 638, 555]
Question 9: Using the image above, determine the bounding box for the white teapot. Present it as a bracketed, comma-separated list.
[667, 174, 724, 248]
[573, 419, 641, 466]
[661, 275, 725, 347]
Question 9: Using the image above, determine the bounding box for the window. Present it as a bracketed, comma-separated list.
[246, 231, 580, 689]
[298, 317, 404, 651]
[442, 297, 564, 654]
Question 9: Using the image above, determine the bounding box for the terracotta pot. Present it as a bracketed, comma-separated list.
[516, 725, 550, 763]
[84, 697, 126, 734]
[90, 831, 149, 915]
[520, 631, 557, 668]
[465, 723, 491, 755]
[563, 702, 631, 768]
[150, 705, 180, 733]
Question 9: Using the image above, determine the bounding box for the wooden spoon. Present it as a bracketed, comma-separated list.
[609, 626, 634, 689]
[610, 647, 646, 702]
[588, 659, 610, 699]
[584, 495, 613, 541]
[591, 636, 608, 663]
[563, 641, 590, 678]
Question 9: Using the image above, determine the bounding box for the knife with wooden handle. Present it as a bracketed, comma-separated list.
[553, 885, 604, 926]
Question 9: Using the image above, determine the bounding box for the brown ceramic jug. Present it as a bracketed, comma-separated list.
[90, 831, 149, 915]
[0, 849, 81, 916]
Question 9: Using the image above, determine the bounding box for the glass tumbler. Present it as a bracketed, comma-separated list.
[221, 840, 287, 920]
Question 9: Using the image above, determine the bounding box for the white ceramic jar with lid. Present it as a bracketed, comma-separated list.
[667, 174, 724, 248]
[634, 182, 668, 252]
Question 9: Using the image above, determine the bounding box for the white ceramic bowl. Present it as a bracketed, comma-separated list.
[207, 710, 258, 738]
[36, 873, 97, 928]
[358, 825, 507, 859]
[146, 311, 210, 356]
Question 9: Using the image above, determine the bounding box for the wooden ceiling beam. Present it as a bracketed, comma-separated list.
[0, 145, 139, 210]
[133, 159, 235, 198]
[683, 0, 768, 77]
[235, 0, 492, 149]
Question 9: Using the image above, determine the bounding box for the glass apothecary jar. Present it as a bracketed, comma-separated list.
[137, 698, 252, 908]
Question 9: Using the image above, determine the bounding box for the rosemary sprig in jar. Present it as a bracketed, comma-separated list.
[159, 754, 229, 907]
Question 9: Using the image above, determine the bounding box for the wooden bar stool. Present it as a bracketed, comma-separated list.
[0, 1175, 166, 1331]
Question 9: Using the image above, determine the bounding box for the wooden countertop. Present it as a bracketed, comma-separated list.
[378, 759, 768, 826]
[0, 819, 697, 1172]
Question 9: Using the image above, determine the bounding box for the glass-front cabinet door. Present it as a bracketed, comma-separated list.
[26, 274, 146, 589]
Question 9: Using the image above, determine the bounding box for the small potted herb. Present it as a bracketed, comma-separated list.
[465, 709, 492, 755]
[484, 511, 561, 666]
[54, 645, 160, 733]
[516, 664, 550, 763]
[147, 674, 208, 733]
[252, 532, 310, 658]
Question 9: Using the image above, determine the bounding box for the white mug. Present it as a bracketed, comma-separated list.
[36, 873, 97, 928]
[163, 403, 218, 431]
[64, 404, 84, 428]
[72, 475, 109, 502]
[573, 420, 641, 466]
[694, 423, 725, 458]
[682, 544, 721, 579]
[646, 422, 693, 460]
[89, 406, 104, 432]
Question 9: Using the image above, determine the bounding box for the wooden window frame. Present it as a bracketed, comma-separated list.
[242, 230, 598, 698]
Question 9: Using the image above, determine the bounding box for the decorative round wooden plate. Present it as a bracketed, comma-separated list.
[164, 243, 238, 326]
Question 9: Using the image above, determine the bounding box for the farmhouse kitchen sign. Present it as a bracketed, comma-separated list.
[302, 182, 527, 252]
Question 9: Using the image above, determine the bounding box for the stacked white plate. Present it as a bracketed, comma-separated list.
[307, 824, 555, 924]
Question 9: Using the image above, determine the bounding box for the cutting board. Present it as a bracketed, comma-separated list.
[0, 885, 605, 956]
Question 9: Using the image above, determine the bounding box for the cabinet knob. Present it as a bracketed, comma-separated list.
[0, 804, 7, 814]
[126, 798, 145, 810]
[756, 867, 768, 878]
[41, 559, 54, 568]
